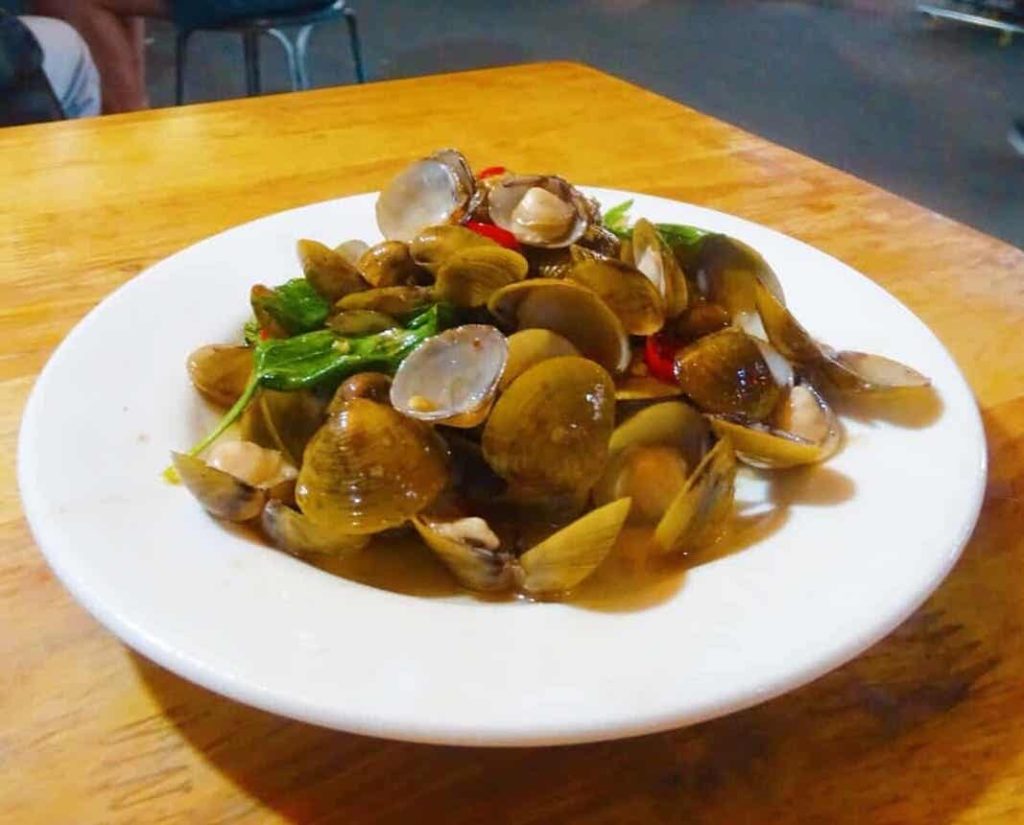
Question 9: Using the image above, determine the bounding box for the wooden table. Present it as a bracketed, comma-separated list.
[3, 62, 1023, 824]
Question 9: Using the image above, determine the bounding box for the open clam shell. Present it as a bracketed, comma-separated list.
[390, 325, 509, 428]
[335, 285, 435, 317]
[411, 515, 513, 592]
[171, 451, 267, 522]
[187, 344, 252, 408]
[486, 175, 591, 248]
[356, 241, 428, 288]
[262, 500, 369, 558]
[632, 218, 689, 318]
[514, 497, 633, 599]
[653, 437, 737, 555]
[375, 149, 475, 242]
[487, 278, 631, 374]
[710, 384, 842, 468]
[697, 234, 785, 332]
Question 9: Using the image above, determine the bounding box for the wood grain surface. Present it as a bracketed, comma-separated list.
[2, 62, 1023, 825]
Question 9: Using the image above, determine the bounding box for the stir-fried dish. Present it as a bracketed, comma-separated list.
[171, 149, 933, 600]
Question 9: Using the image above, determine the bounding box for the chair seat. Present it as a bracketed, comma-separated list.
[178, 1, 345, 33]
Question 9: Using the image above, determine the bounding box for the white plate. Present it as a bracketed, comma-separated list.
[18, 189, 986, 746]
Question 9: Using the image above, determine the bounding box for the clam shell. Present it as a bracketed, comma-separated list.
[375, 149, 475, 242]
[566, 257, 665, 335]
[434, 246, 529, 308]
[262, 500, 369, 558]
[171, 451, 266, 522]
[411, 515, 513, 592]
[500, 329, 580, 391]
[409, 224, 498, 274]
[482, 356, 616, 502]
[390, 325, 508, 428]
[335, 285, 434, 317]
[487, 279, 630, 374]
[486, 175, 591, 248]
[514, 497, 632, 599]
[632, 218, 689, 318]
[653, 438, 737, 555]
[357, 241, 427, 288]
[674, 328, 783, 420]
[297, 239, 368, 301]
[187, 344, 252, 408]
[296, 399, 449, 534]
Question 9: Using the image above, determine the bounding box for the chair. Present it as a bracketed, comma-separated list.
[174, 0, 365, 105]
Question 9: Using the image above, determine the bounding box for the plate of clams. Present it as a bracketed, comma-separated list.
[18, 150, 986, 745]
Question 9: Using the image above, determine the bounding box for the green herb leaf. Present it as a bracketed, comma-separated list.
[166, 303, 452, 480]
[243, 318, 262, 346]
[251, 278, 330, 335]
[602, 199, 635, 239]
[654, 223, 710, 248]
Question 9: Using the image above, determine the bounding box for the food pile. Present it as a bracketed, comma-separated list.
[172, 149, 931, 600]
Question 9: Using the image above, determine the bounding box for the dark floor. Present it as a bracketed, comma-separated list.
[147, 1, 1024, 249]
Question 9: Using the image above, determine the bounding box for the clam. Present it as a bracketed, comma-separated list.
[674, 328, 783, 420]
[262, 500, 369, 558]
[577, 224, 623, 259]
[753, 280, 930, 393]
[632, 218, 689, 318]
[614, 376, 683, 402]
[335, 285, 435, 317]
[411, 514, 512, 592]
[709, 384, 841, 468]
[173, 441, 296, 523]
[595, 401, 710, 523]
[390, 325, 508, 428]
[653, 438, 737, 555]
[697, 233, 785, 335]
[172, 452, 266, 522]
[565, 258, 665, 335]
[187, 344, 252, 408]
[296, 398, 449, 534]
[434, 246, 529, 308]
[409, 224, 498, 274]
[334, 239, 370, 266]
[487, 279, 630, 374]
[673, 300, 732, 344]
[513, 497, 633, 599]
[486, 175, 592, 248]
[376, 148, 475, 242]
[357, 241, 428, 288]
[206, 439, 297, 490]
[482, 356, 616, 503]
[334, 371, 393, 406]
[608, 401, 710, 466]
[821, 350, 931, 394]
[327, 309, 398, 336]
[240, 389, 327, 467]
[297, 239, 368, 302]
[499, 329, 579, 390]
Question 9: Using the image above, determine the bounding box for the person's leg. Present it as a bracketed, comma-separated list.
[28, 0, 168, 114]
[19, 15, 101, 118]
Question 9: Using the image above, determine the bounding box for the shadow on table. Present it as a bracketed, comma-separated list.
[132, 399, 1024, 824]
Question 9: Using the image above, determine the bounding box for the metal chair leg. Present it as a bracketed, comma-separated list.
[294, 24, 314, 90]
[266, 27, 302, 91]
[174, 30, 191, 105]
[343, 7, 366, 83]
[242, 30, 262, 95]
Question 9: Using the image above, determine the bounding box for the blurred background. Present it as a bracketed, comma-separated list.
[4, 0, 1023, 248]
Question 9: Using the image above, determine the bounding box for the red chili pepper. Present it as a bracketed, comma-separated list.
[644, 334, 678, 384]
[464, 220, 521, 251]
[477, 165, 506, 179]
[259, 327, 271, 341]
